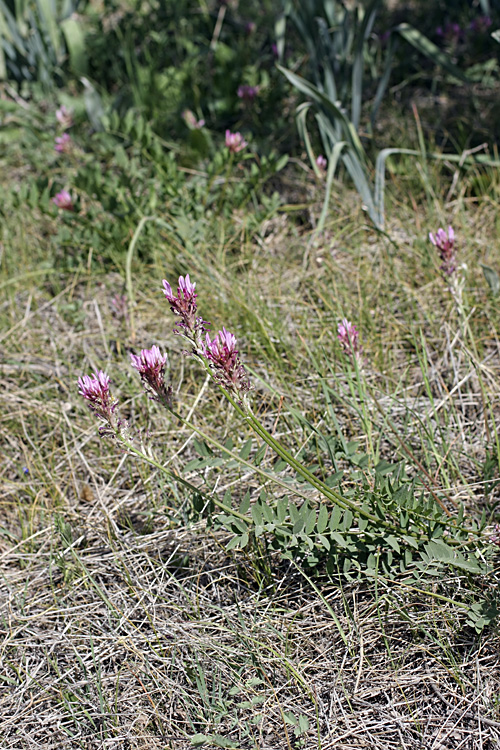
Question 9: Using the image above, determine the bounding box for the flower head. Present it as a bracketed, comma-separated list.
[78, 370, 118, 426]
[429, 225, 456, 276]
[237, 84, 259, 101]
[490, 523, 500, 547]
[469, 15, 491, 34]
[436, 22, 462, 43]
[162, 274, 208, 343]
[316, 154, 327, 171]
[130, 345, 172, 407]
[182, 109, 205, 130]
[52, 190, 74, 211]
[78, 371, 128, 439]
[203, 327, 250, 396]
[55, 132, 72, 154]
[56, 105, 73, 130]
[225, 130, 247, 154]
[337, 319, 361, 359]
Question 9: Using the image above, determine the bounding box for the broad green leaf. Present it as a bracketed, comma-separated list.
[331, 531, 349, 548]
[318, 534, 331, 551]
[61, 15, 88, 75]
[239, 491, 250, 514]
[329, 505, 342, 530]
[239, 437, 253, 460]
[277, 497, 288, 523]
[342, 509, 353, 530]
[305, 508, 317, 534]
[481, 264, 500, 296]
[317, 504, 329, 534]
[385, 535, 400, 553]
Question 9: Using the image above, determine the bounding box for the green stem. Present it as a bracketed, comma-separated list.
[115, 433, 251, 522]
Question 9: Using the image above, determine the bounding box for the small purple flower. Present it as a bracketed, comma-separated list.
[316, 155, 327, 171]
[52, 190, 74, 211]
[490, 523, 500, 547]
[469, 15, 492, 34]
[225, 130, 247, 154]
[56, 105, 73, 130]
[244, 21, 256, 34]
[22, 467, 29, 476]
[55, 133, 72, 154]
[130, 345, 172, 407]
[237, 84, 259, 101]
[182, 109, 205, 130]
[78, 370, 118, 429]
[271, 42, 279, 58]
[436, 22, 462, 44]
[429, 225, 456, 277]
[203, 327, 250, 395]
[338, 319, 361, 359]
[162, 274, 208, 342]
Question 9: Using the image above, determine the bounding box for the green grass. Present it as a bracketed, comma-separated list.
[1, 93, 500, 749]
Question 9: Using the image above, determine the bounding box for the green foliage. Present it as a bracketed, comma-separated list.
[81, 0, 288, 144]
[280, 0, 500, 228]
[0, 101, 287, 270]
[0, 0, 89, 86]
[184, 424, 489, 603]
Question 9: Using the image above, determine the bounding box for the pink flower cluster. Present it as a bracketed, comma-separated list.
[55, 132, 72, 154]
[78, 371, 118, 435]
[130, 345, 172, 407]
[56, 105, 73, 130]
[429, 225, 456, 277]
[52, 190, 74, 211]
[338, 319, 361, 359]
[225, 130, 247, 154]
[490, 524, 500, 547]
[203, 327, 250, 394]
[316, 155, 327, 172]
[237, 84, 259, 101]
[182, 109, 205, 130]
[162, 274, 251, 398]
[78, 274, 252, 435]
[162, 274, 208, 345]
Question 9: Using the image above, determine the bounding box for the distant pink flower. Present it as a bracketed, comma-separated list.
[56, 105, 73, 129]
[204, 327, 250, 395]
[436, 22, 462, 44]
[316, 155, 327, 171]
[490, 523, 500, 546]
[429, 225, 456, 276]
[110, 294, 129, 322]
[338, 319, 361, 359]
[130, 345, 172, 406]
[469, 15, 492, 34]
[55, 133, 72, 153]
[162, 274, 208, 341]
[52, 190, 74, 211]
[244, 21, 256, 34]
[225, 130, 247, 153]
[182, 109, 205, 130]
[237, 84, 259, 101]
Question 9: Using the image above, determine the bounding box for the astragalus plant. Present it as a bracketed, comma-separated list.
[79, 273, 494, 623]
